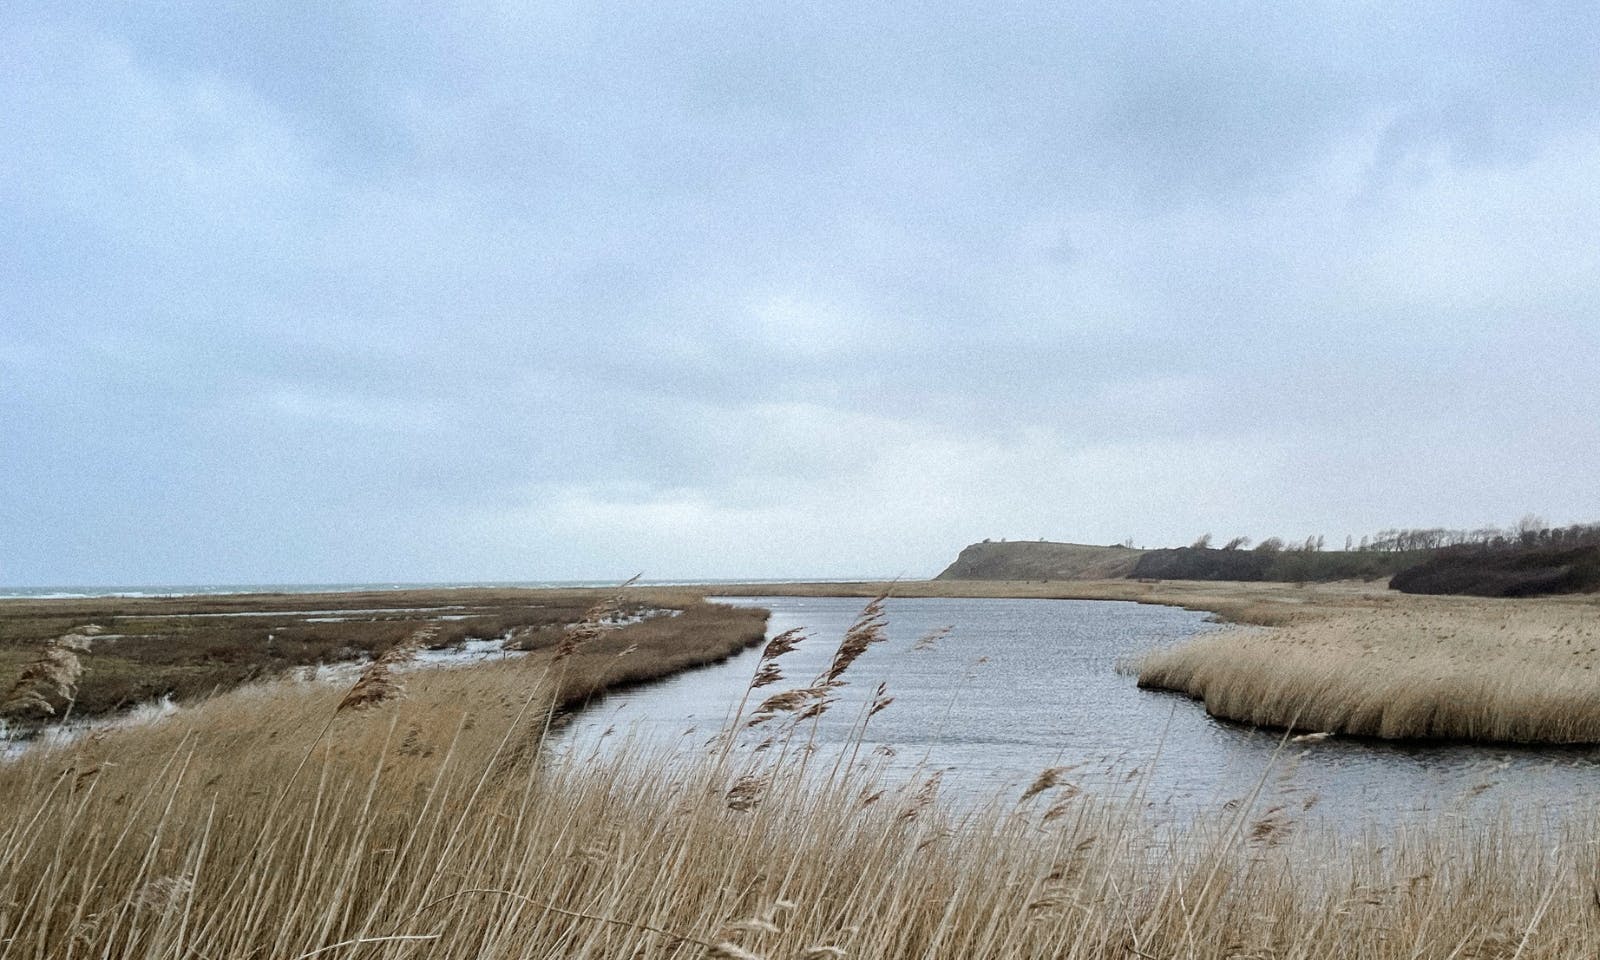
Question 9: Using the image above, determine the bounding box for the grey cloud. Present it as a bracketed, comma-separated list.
[4, 1, 1599, 583]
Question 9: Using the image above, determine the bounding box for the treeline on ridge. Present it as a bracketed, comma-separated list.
[1129, 541, 1424, 584]
[1388, 523, 1600, 597]
[1131, 520, 1600, 596]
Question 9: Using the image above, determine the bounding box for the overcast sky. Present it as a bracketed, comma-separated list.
[4, 2, 1598, 585]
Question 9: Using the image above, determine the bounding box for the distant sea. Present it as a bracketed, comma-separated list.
[0, 579, 880, 601]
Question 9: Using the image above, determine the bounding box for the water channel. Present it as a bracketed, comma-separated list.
[553, 595, 1600, 825]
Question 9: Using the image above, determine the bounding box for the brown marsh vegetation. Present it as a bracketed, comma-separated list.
[0, 577, 1319, 727]
[4, 596, 1600, 958]
[17, 576, 1597, 748]
[0, 587, 737, 722]
[1137, 591, 1600, 743]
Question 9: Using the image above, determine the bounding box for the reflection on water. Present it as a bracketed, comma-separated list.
[552, 596, 1600, 824]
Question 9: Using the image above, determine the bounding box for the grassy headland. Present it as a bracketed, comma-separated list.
[935, 541, 1145, 580]
[932, 539, 1424, 585]
[936, 528, 1600, 596]
[2, 598, 1597, 958]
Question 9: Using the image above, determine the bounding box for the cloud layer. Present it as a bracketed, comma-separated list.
[4, 2, 1598, 583]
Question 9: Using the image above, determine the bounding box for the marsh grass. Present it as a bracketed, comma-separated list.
[0, 587, 733, 721]
[1137, 595, 1600, 742]
[2, 599, 1599, 958]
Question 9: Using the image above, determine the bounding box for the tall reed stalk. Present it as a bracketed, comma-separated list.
[0, 601, 1595, 958]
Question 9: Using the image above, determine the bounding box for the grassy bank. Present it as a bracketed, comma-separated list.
[1136, 591, 1600, 743]
[3, 600, 1598, 958]
[0, 587, 727, 722]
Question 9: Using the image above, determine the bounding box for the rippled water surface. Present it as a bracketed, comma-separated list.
[556, 596, 1600, 823]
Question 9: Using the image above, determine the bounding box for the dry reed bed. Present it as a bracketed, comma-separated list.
[3, 599, 1600, 958]
[1137, 592, 1600, 742]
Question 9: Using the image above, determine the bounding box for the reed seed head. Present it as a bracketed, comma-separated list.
[336, 625, 437, 713]
[557, 575, 642, 662]
[725, 774, 767, 811]
[817, 596, 887, 687]
[750, 662, 784, 689]
[1020, 766, 1071, 803]
[133, 876, 194, 914]
[912, 625, 952, 652]
[760, 627, 805, 662]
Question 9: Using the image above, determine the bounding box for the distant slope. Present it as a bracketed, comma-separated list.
[939, 536, 1600, 593]
[1390, 544, 1600, 597]
[1130, 547, 1423, 583]
[936, 541, 1145, 581]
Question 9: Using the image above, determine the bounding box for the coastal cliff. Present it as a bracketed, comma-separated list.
[935, 540, 1145, 581]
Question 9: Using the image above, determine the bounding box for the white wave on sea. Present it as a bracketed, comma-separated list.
[0, 578, 880, 601]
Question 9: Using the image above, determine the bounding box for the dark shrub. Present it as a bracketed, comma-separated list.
[1390, 545, 1600, 597]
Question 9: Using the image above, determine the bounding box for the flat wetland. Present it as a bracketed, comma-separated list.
[5, 578, 1600, 957]
[0, 586, 750, 721]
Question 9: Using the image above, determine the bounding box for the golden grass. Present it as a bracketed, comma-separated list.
[1137, 591, 1600, 742]
[3, 598, 1600, 957]
[337, 626, 437, 713]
